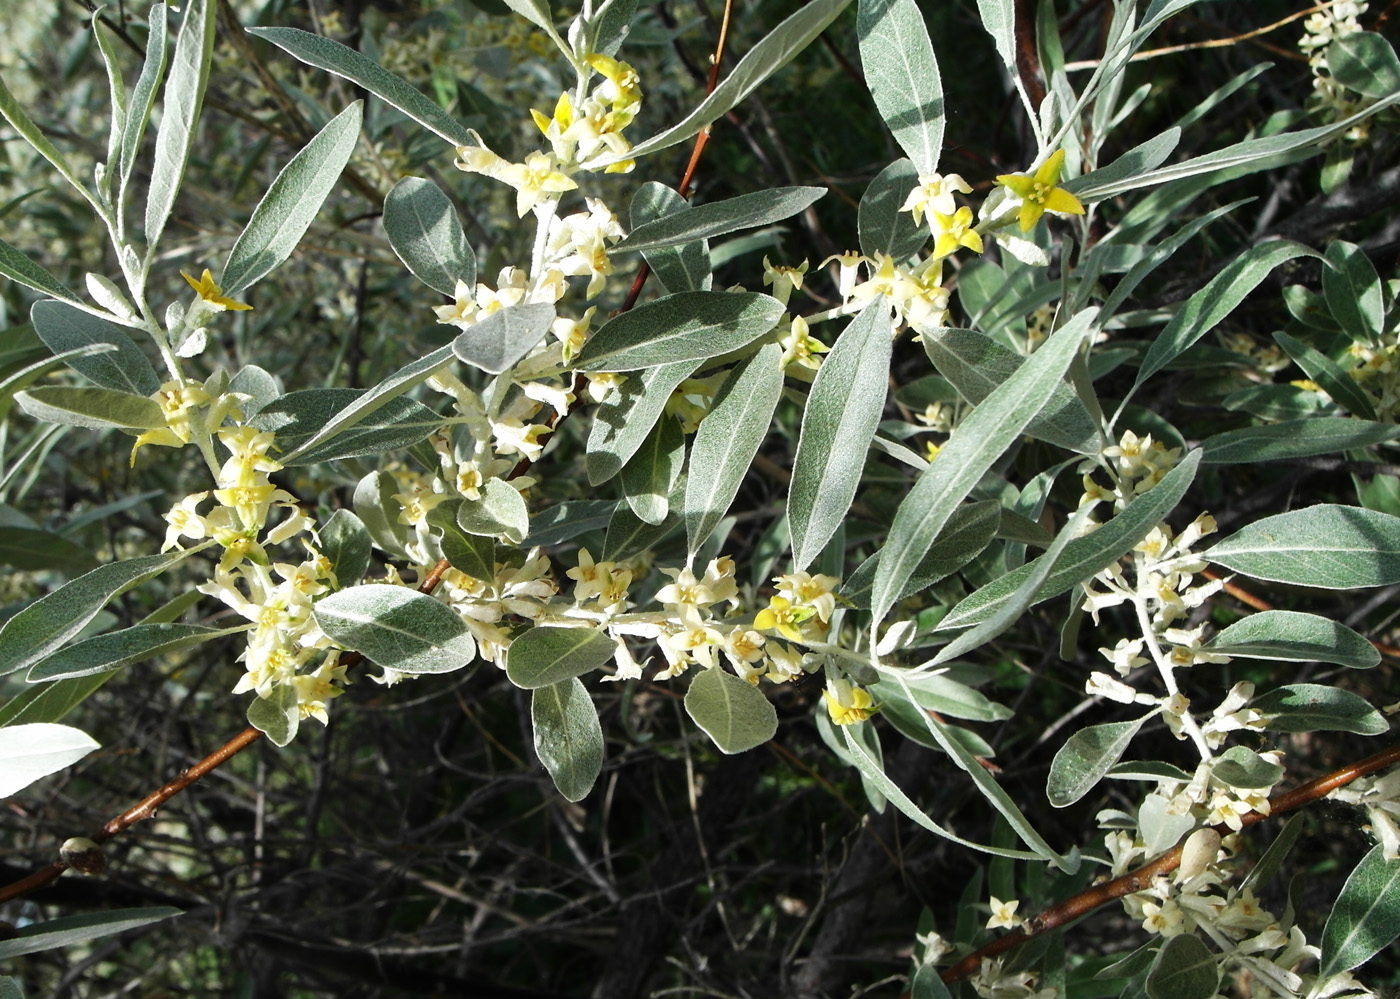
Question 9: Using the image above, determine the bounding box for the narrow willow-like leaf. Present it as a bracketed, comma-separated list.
[0, 722, 100, 798]
[0, 237, 81, 304]
[841, 500, 999, 608]
[314, 584, 477, 674]
[683, 666, 777, 754]
[629, 183, 710, 294]
[0, 908, 180, 961]
[16, 386, 164, 431]
[1242, 813, 1304, 892]
[1253, 683, 1387, 735]
[1099, 200, 1246, 322]
[525, 500, 618, 547]
[1322, 240, 1385, 346]
[603, 502, 681, 561]
[573, 291, 783, 371]
[0, 548, 197, 678]
[1201, 417, 1400, 463]
[452, 303, 556, 374]
[532, 678, 605, 801]
[1320, 844, 1400, 978]
[506, 626, 615, 688]
[247, 28, 474, 146]
[1205, 609, 1379, 668]
[1206, 504, 1400, 589]
[0, 527, 98, 574]
[0, 345, 124, 425]
[426, 502, 495, 581]
[1136, 241, 1313, 387]
[975, 0, 1015, 71]
[1068, 128, 1179, 201]
[789, 299, 891, 570]
[857, 159, 928, 261]
[383, 176, 476, 296]
[221, 102, 363, 296]
[1273, 331, 1378, 420]
[0, 672, 115, 727]
[1330, 32, 1400, 99]
[685, 343, 783, 557]
[871, 310, 1096, 624]
[1145, 933, 1219, 999]
[589, 0, 638, 57]
[622, 412, 683, 525]
[0, 73, 103, 216]
[587, 361, 695, 485]
[31, 300, 161, 396]
[940, 450, 1201, 630]
[880, 672, 1010, 723]
[615, 186, 826, 253]
[118, 4, 169, 216]
[27, 623, 247, 681]
[591, 0, 854, 166]
[92, 8, 128, 179]
[1047, 717, 1147, 807]
[145, 0, 215, 255]
[857, 0, 943, 175]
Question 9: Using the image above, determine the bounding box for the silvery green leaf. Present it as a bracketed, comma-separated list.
[616, 187, 826, 254]
[229, 364, 281, 418]
[857, 158, 928, 261]
[451, 302, 556, 374]
[974, 0, 1015, 71]
[221, 102, 363, 297]
[145, 0, 215, 256]
[589, 0, 638, 57]
[591, 0, 854, 167]
[622, 411, 683, 525]
[247, 28, 474, 146]
[1047, 717, 1147, 808]
[789, 299, 892, 570]
[320, 508, 372, 586]
[857, 0, 944, 175]
[0, 344, 124, 425]
[314, 584, 477, 674]
[587, 360, 695, 485]
[1206, 609, 1379, 669]
[1106, 760, 1193, 783]
[501, 0, 561, 40]
[871, 310, 1096, 624]
[0, 674, 115, 727]
[27, 623, 245, 681]
[685, 342, 783, 558]
[118, 5, 168, 215]
[629, 183, 710, 294]
[1322, 240, 1385, 346]
[683, 666, 777, 754]
[532, 678, 604, 801]
[1252, 683, 1387, 735]
[604, 502, 681, 562]
[249, 388, 441, 465]
[841, 500, 999, 608]
[1242, 813, 1304, 892]
[0, 908, 180, 961]
[1207, 504, 1400, 589]
[30, 300, 160, 396]
[1145, 933, 1219, 999]
[1211, 746, 1284, 789]
[0, 722, 99, 798]
[506, 626, 615, 688]
[1099, 201, 1247, 322]
[92, 9, 129, 177]
[247, 680, 298, 746]
[1068, 128, 1179, 201]
[573, 291, 784, 371]
[0, 72, 101, 215]
[0, 528, 98, 575]
[16, 386, 164, 431]
[353, 470, 410, 557]
[456, 477, 529, 544]
[1201, 417, 1400, 463]
[877, 672, 1010, 723]
[525, 500, 618, 547]
[383, 176, 477, 296]
[426, 501, 495, 581]
[1320, 844, 1400, 977]
[0, 238, 81, 305]
[1329, 32, 1400, 100]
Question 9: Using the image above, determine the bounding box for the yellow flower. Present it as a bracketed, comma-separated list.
[822, 677, 876, 725]
[930, 206, 984, 259]
[753, 596, 812, 642]
[585, 53, 643, 112]
[995, 149, 1085, 232]
[181, 268, 252, 310]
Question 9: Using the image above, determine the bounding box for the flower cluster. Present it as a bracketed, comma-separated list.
[1079, 429, 1184, 517]
[1299, 2, 1373, 139]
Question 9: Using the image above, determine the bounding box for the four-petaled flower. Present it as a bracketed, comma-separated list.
[995, 149, 1085, 232]
[930, 206, 984, 259]
[181, 268, 252, 311]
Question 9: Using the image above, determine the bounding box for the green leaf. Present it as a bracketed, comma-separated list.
[425, 502, 495, 581]
[589, 0, 637, 57]
[26, 623, 244, 681]
[1047, 717, 1146, 808]
[0, 907, 181, 960]
[857, 159, 928, 261]
[1206, 503, 1400, 589]
[0, 722, 99, 797]
[629, 183, 710, 294]
[941, 450, 1201, 630]
[1201, 417, 1399, 463]
[15, 385, 162, 431]
[246, 679, 298, 746]
[573, 291, 784, 371]
[320, 509, 372, 586]
[145, 0, 215, 256]
[1136, 241, 1314, 388]
[615, 186, 826, 253]
[587, 361, 695, 485]
[525, 500, 617, 547]
[30, 301, 160, 397]
[876, 672, 1010, 723]
[790, 299, 891, 570]
[1145, 933, 1219, 999]
[457, 477, 529, 544]
[1098, 200, 1247, 321]
[604, 502, 681, 561]
[1211, 746, 1284, 789]
[622, 411, 683, 525]
[685, 342, 783, 557]
[595, 0, 854, 166]
[532, 677, 605, 801]
[1329, 32, 1400, 100]
[353, 470, 410, 557]
[1206, 609, 1379, 669]
[506, 626, 615, 688]
[841, 500, 999, 608]
[0, 71, 103, 217]
[501, 0, 562, 41]
[1253, 683, 1387, 735]
[247, 28, 474, 146]
[974, 0, 1015, 71]
[314, 584, 477, 674]
[683, 666, 777, 753]
[248, 388, 440, 465]
[0, 237, 81, 304]
[1320, 844, 1400, 977]
[0, 527, 98, 574]
[0, 549, 195, 678]
[1243, 813, 1304, 892]
[0, 673, 115, 727]
[872, 310, 1096, 623]
[221, 102, 363, 297]
[1068, 129, 1180, 202]
[451, 303, 556, 374]
[118, 4, 169, 215]
[857, 0, 944, 175]
[1322, 240, 1385, 346]
[1273, 331, 1374, 419]
[383, 176, 477, 296]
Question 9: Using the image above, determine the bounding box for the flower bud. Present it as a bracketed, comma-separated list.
[60, 837, 106, 876]
[1176, 827, 1220, 884]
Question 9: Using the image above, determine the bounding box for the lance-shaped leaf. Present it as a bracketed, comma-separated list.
[532, 677, 605, 801]
[0, 344, 126, 424]
[30, 301, 160, 396]
[0, 71, 103, 216]
[1330, 32, 1400, 99]
[622, 412, 684, 525]
[0, 549, 197, 677]
[221, 102, 363, 297]
[590, 0, 854, 166]
[587, 360, 696, 485]
[573, 291, 783, 371]
[16, 386, 163, 431]
[858, 159, 928, 261]
[1253, 683, 1387, 735]
[118, 4, 169, 214]
[0, 527, 98, 575]
[0, 722, 100, 798]
[615, 186, 826, 253]
[684, 666, 777, 754]
[251, 388, 442, 465]
[426, 502, 495, 581]
[1146, 933, 1220, 999]
[452, 302, 556, 374]
[145, 0, 215, 255]
[1322, 240, 1385, 346]
[1067, 129, 1180, 202]
[314, 584, 477, 674]
[857, 0, 944, 175]
[1273, 330, 1377, 420]
[842, 500, 999, 607]
[28, 622, 247, 681]
[1320, 844, 1400, 978]
[1212, 746, 1285, 789]
[0, 238, 81, 304]
[629, 183, 710, 294]
[1048, 717, 1148, 808]
[871, 310, 1096, 623]
[383, 176, 476, 296]
[525, 500, 618, 547]
[789, 299, 891, 570]
[247, 27, 474, 146]
[1206, 504, 1400, 589]
[685, 343, 783, 557]
[1201, 417, 1400, 464]
[1205, 609, 1379, 669]
[604, 501, 681, 561]
[0, 907, 181, 960]
[507, 626, 615, 688]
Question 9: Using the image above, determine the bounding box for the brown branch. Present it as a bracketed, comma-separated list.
[1013, 0, 1047, 112]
